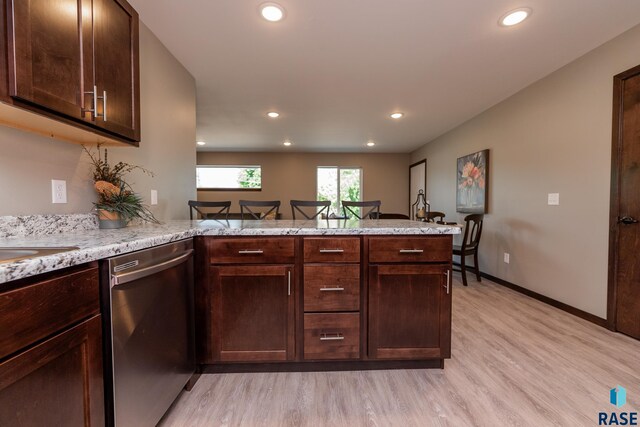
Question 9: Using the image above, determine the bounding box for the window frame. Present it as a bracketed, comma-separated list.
[196, 165, 262, 191]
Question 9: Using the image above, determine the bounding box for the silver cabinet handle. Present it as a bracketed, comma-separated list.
[238, 250, 264, 254]
[320, 333, 344, 341]
[86, 86, 107, 121]
[444, 270, 450, 294]
[102, 90, 107, 122]
[399, 249, 424, 253]
[287, 270, 291, 296]
[320, 287, 344, 292]
[83, 85, 100, 119]
[319, 248, 344, 253]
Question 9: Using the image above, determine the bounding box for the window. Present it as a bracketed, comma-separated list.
[196, 166, 262, 190]
[317, 167, 362, 216]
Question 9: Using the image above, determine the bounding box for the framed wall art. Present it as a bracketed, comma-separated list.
[456, 149, 488, 213]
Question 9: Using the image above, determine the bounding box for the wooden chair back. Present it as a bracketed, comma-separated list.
[188, 200, 231, 220]
[342, 200, 381, 219]
[461, 214, 484, 251]
[239, 200, 281, 220]
[290, 200, 331, 220]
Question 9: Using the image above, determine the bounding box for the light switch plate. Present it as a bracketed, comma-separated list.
[51, 180, 67, 204]
[548, 193, 560, 205]
[504, 253, 510, 264]
[150, 190, 158, 205]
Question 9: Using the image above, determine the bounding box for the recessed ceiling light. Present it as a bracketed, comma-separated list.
[196, 141, 206, 146]
[390, 112, 404, 119]
[283, 140, 292, 146]
[499, 8, 531, 27]
[267, 111, 280, 118]
[260, 3, 285, 22]
[366, 141, 375, 147]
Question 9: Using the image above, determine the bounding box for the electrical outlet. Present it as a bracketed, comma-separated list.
[150, 190, 158, 205]
[504, 252, 510, 264]
[547, 193, 560, 205]
[51, 180, 67, 204]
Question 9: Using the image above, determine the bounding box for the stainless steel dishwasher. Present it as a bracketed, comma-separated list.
[101, 239, 195, 427]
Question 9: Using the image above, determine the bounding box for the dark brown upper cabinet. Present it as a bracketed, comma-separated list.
[2, 0, 140, 144]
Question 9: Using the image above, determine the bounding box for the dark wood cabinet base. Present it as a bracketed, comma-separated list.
[202, 359, 444, 373]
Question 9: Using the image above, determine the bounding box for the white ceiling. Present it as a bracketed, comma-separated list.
[129, 0, 640, 153]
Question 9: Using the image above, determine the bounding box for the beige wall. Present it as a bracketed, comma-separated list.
[0, 24, 196, 220]
[411, 24, 640, 319]
[197, 152, 410, 219]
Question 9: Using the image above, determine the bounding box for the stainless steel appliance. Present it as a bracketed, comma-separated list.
[101, 240, 195, 427]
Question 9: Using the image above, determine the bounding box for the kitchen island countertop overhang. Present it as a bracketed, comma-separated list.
[0, 219, 460, 285]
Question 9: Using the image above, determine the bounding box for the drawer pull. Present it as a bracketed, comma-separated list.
[320, 333, 344, 341]
[319, 248, 344, 253]
[319, 287, 344, 292]
[238, 249, 264, 254]
[399, 249, 424, 254]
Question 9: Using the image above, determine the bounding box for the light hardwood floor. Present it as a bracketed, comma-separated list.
[159, 276, 640, 426]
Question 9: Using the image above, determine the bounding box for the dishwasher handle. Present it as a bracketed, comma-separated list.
[111, 249, 194, 287]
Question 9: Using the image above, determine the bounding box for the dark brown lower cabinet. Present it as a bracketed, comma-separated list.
[0, 314, 104, 426]
[368, 264, 451, 360]
[197, 235, 453, 370]
[211, 265, 295, 362]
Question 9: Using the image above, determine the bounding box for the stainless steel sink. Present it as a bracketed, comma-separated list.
[0, 247, 79, 264]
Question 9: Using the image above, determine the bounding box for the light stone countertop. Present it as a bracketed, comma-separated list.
[0, 219, 460, 285]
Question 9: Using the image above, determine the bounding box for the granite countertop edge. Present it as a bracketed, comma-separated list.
[0, 219, 461, 285]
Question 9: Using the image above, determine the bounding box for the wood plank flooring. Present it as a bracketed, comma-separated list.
[159, 276, 640, 426]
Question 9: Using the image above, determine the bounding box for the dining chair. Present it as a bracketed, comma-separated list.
[377, 213, 410, 219]
[426, 211, 446, 223]
[239, 200, 281, 220]
[342, 200, 381, 219]
[290, 200, 331, 220]
[188, 200, 231, 220]
[453, 213, 484, 286]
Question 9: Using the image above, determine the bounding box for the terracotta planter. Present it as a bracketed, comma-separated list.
[97, 210, 127, 229]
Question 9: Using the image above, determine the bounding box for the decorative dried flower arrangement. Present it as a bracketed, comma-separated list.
[82, 144, 159, 228]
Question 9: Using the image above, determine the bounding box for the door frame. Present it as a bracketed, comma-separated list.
[607, 64, 640, 331]
[409, 159, 427, 215]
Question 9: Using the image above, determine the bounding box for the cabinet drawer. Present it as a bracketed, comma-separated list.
[303, 237, 360, 263]
[368, 236, 451, 263]
[303, 313, 360, 360]
[0, 267, 99, 360]
[304, 265, 360, 312]
[209, 238, 295, 264]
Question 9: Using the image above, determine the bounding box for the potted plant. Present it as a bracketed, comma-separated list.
[83, 144, 159, 229]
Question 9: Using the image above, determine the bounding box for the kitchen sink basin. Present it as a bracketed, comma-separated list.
[0, 247, 79, 264]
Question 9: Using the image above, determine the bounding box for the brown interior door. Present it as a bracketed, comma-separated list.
[610, 66, 640, 339]
[92, 0, 140, 140]
[7, 0, 88, 119]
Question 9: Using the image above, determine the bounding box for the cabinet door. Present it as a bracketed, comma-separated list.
[369, 264, 451, 359]
[0, 314, 104, 426]
[93, 0, 140, 140]
[211, 265, 295, 362]
[7, 0, 93, 119]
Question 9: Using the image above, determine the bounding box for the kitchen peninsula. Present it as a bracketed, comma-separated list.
[0, 217, 458, 425]
[0, 219, 460, 367]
